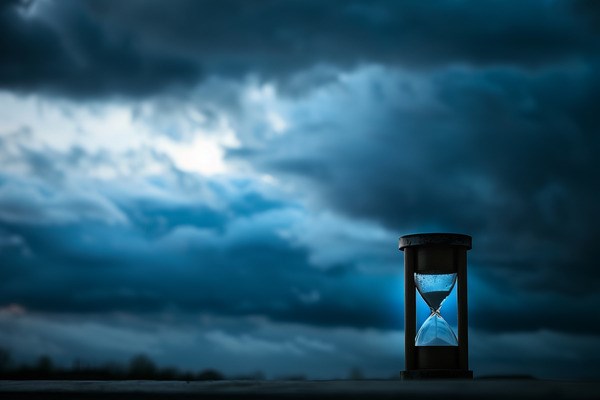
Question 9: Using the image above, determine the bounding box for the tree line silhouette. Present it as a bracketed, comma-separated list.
[0, 348, 227, 380]
[0, 348, 375, 381]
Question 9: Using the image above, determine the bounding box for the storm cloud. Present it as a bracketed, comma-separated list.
[1, 0, 598, 97]
[229, 64, 600, 293]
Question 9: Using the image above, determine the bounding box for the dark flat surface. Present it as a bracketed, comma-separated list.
[0, 379, 599, 399]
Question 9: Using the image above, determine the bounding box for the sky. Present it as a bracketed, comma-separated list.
[1, 0, 599, 380]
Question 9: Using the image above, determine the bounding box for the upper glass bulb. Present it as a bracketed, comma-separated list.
[414, 273, 457, 310]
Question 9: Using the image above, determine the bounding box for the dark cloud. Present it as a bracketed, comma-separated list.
[0, 0, 199, 98]
[0, 202, 399, 331]
[1, 0, 597, 98]
[228, 64, 600, 301]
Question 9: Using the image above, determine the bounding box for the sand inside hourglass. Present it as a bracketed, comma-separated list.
[414, 273, 456, 310]
[414, 272, 458, 346]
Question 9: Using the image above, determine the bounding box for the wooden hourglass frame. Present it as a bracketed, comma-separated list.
[400, 233, 473, 380]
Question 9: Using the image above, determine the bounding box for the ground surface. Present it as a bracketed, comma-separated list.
[0, 379, 599, 399]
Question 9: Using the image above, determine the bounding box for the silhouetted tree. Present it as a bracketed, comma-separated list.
[196, 369, 224, 380]
[234, 371, 265, 380]
[128, 354, 156, 379]
[104, 360, 126, 377]
[0, 347, 11, 372]
[349, 367, 364, 380]
[36, 355, 54, 375]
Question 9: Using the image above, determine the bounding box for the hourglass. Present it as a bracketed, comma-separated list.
[399, 233, 473, 379]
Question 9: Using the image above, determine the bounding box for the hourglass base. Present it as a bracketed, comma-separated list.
[401, 369, 473, 380]
[402, 346, 472, 380]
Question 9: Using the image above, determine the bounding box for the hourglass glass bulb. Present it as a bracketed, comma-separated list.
[415, 273, 457, 311]
[414, 272, 458, 346]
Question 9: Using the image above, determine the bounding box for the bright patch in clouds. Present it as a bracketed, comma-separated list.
[0, 92, 239, 177]
[158, 122, 239, 176]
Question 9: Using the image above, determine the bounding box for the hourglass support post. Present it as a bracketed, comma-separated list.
[456, 247, 469, 371]
[404, 246, 417, 371]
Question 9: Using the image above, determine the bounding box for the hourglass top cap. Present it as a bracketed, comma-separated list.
[399, 233, 472, 250]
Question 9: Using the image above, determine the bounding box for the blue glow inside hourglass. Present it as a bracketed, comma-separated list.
[414, 272, 458, 346]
